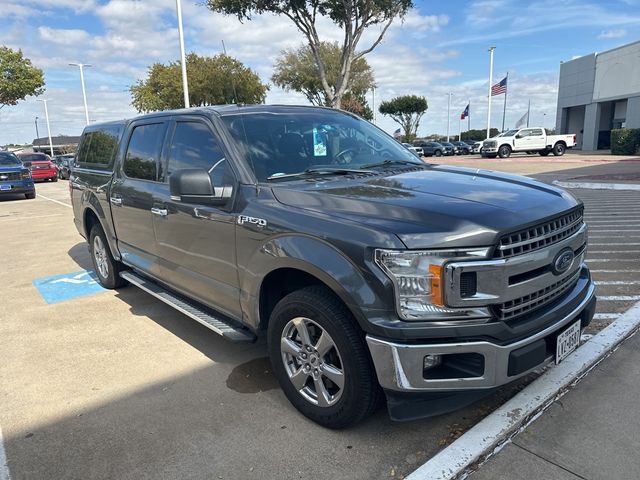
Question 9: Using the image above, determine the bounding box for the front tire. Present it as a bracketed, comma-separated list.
[434, 150, 442, 157]
[51, 176, 58, 182]
[498, 145, 511, 158]
[89, 224, 127, 289]
[25, 192, 35, 199]
[268, 286, 381, 429]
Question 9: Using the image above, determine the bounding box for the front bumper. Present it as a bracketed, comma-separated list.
[366, 275, 596, 392]
[0, 180, 35, 194]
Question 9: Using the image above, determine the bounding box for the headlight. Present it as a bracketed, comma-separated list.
[375, 248, 492, 321]
[21, 170, 31, 179]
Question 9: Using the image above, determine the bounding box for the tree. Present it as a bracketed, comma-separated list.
[272, 42, 375, 106]
[378, 95, 427, 139]
[340, 92, 373, 121]
[206, 0, 412, 109]
[0, 46, 45, 109]
[130, 53, 268, 112]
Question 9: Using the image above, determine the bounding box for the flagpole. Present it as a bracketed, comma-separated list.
[487, 47, 495, 140]
[527, 98, 531, 127]
[468, 99, 471, 134]
[459, 116, 461, 142]
[502, 72, 508, 132]
[447, 92, 452, 142]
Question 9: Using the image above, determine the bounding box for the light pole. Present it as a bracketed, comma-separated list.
[446, 92, 452, 142]
[371, 86, 376, 123]
[69, 63, 91, 125]
[34, 116, 40, 141]
[487, 46, 496, 140]
[175, 0, 190, 108]
[37, 99, 54, 157]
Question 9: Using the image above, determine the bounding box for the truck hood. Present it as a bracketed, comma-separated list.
[271, 165, 580, 249]
[0, 165, 26, 173]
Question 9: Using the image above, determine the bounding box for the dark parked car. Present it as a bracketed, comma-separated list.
[71, 105, 595, 428]
[452, 141, 472, 155]
[414, 141, 445, 157]
[439, 142, 457, 156]
[54, 155, 74, 179]
[0, 151, 35, 199]
[17, 153, 57, 182]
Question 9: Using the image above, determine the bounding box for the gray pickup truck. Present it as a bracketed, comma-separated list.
[71, 105, 596, 428]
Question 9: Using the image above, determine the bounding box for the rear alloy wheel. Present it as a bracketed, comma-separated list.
[89, 224, 127, 289]
[498, 145, 511, 158]
[553, 143, 566, 156]
[268, 286, 381, 429]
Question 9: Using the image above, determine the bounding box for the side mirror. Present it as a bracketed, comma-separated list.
[169, 168, 233, 206]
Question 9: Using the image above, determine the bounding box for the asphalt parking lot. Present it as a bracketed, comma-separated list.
[1, 167, 639, 480]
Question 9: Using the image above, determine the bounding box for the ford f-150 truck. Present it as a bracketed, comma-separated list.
[71, 105, 596, 428]
[482, 128, 577, 158]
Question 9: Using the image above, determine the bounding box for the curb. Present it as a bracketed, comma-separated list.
[553, 180, 640, 191]
[405, 300, 640, 480]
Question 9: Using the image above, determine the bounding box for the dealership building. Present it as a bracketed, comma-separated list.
[555, 40, 640, 150]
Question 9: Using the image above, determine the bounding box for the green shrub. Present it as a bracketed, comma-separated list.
[611, 128, 640, 155]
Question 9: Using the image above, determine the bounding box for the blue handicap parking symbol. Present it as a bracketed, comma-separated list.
[33, 270, 107, 304]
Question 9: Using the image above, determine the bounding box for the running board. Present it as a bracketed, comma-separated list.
[120, 270, 256, 343]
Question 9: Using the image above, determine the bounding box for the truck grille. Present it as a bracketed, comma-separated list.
[492, 269, 581, 321]
[494, 209, 584, 259]
[0, 172, 21, 181]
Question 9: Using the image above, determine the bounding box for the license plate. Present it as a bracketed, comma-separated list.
[0, 184, 11, 191]
[556, 320, 581, 364]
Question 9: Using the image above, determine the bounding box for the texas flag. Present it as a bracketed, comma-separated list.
[460, 104, 469, 120]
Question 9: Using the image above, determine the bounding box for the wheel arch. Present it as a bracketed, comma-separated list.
[244, 236, 387, 333]
[82, 195, 121, 261]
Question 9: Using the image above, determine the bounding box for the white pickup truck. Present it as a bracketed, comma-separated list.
[482, 127, 576, 158]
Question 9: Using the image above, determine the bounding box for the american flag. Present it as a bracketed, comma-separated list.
[393, 128, 402, 138]
[491, 76, 508, 96]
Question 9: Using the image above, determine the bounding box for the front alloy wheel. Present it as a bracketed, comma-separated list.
[268, 286, 381, 428]
[281, 317, 344, 407]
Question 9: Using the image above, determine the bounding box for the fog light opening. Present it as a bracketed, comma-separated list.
[423, 354, 442, 371]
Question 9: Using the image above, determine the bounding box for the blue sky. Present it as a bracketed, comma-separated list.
[1, 0, 639, 144]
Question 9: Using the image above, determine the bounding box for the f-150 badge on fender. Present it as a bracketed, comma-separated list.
[237, 215, 267, 228]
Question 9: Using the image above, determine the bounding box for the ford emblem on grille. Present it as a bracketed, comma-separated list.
[552, 248, 575, 275]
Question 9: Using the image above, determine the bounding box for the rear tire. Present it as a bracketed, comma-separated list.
[89, 224, 127, 289]
[268, 286, 381, 429]
[553, 143, 566, 156]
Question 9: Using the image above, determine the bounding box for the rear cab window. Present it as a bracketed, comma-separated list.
[122, 123, 166, 181]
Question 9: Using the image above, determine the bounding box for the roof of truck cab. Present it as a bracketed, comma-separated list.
[88, 105, 346, 127]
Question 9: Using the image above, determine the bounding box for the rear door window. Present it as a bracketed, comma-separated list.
[123, 123, 166, 181]
[76, 125, 121, 170]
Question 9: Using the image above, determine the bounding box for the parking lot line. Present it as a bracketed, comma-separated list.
[590, 243, 640, 246]
[591, 270, 640, 273]
[595, 281, 640, 285]
[0, 425, 10, 480]
[35, 192, 72, 208]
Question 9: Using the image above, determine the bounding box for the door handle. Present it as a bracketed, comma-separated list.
[151, 207, 168, 217]
[110, 196, 122, 206]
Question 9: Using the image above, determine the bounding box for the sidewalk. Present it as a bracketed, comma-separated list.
[469, 330, 640, 480]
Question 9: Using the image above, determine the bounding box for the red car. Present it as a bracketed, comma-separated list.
[17, 153, 58, 182]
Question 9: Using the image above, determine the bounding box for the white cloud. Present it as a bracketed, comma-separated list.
[38, 27, 90, 45]
[598, 29, 627, 39]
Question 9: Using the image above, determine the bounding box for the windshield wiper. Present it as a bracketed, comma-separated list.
[267, 166, 372, 181]
[360, 159, 422, 169]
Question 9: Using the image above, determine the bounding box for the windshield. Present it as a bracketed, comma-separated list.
[499, 130, 519, 137]
[220, 109, 421, 182]
[19, 154, 49, 162]
[0, 152, 21, 166]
